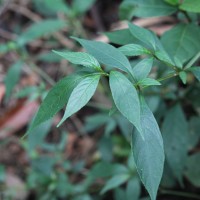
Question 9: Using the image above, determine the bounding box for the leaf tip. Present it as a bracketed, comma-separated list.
[70, 36, 79, 41]
[57, 121, 63, 128]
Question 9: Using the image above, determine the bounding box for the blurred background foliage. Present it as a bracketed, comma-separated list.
[0, 0, 200, 200]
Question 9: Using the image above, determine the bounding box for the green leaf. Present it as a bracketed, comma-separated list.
[90, 162, 115, 178]
[132, 96, 164, 200]
[28, 73, 86, 132]
[58, 74, 100, 126]
[4, 61, 23, 101]
[0, 165, 5, 183]
[100, 174, 130, 194]
[128, 23, 156, 50]
[119, 44, 151, 56]
[185, 153, 200, 187]
[114, 188, 126, 200]
[120, 0, 177, 19]
[161, 24, 200, 64]
[162, 104, 189, 184]
[72, 0, 96, 15]
[28, 119, 52, 151]
[52, 51, 101, 71]
[99, 136, 113, 162]
[155, 51, 175, 66]
[141, 198, 151, 200]
[174, 58, 183, 69]
[37, 51, 63, 63]
[73, 194, 92, 200]
[33, 0, 70, 16]
[179, 0, 200, 13]
[132, 58, 154, 81]
[161, 162, 176, 188]
[138, 78, 161, 87]
[179, 71, 187, 84]
[73, 37, 133, 74]
[126, 178, 141, 200]
[105, 29, 138, 45]
[165, 0, 179, 6]
[188, 117, 200, 150]
[17, 20, 66, 46]
[188, 67, 200, 81]
[109, 71, 142, 133]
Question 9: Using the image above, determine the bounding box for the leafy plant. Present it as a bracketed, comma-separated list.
[3, 0, 200, 199]
[26, 0, 200, 199]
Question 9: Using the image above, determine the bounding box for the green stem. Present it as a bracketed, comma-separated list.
[157, 72, 178, 82]
[181, 10, 192, 23]
[17, 48, 56, 86]
[160, 189, 200, 200]
[141, 73, 178, 89]
[29, 63, 55, 86]
[184, 51, 200, 70]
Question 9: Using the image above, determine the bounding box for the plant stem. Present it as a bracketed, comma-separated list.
[181, 10, 192, 23]
[17, 48, 56, 86]
[160, 189, 200, 200]
[184, 51, 200, 70]
[141, 73, 178, 89]
[29, 63, 55, 86]
[157, 72, 178, 82]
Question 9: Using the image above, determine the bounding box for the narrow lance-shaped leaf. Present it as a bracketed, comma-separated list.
[52, 51, 102, 71]
[119, 0, 177, 19]
[151, 33, 176, 66]
[114, 189, 126, 200]
[179, 0, 200, 13]
[179, 71, 187, 84]
[132, 58, 154, 81]
[109, 71, 142, 134]
[33, 0, 70, 16]
[187, 67, 200, 81]
[185, 153, 200, 187]
[57, 74, 100, 126]
[138, 78, 161, 87]
[132, 96, 164, 200]
[17, 19, 66, 46]
[128, 23, 156, 50]
[100, 174, 130, 194]
[155, 51, 175, 67]
[72, 0, 96, 14]
[119, 44, 151, 57]
[126, 177, 141, 200]
[72, 37, 133, 74]
[105, 29, 138, 45]
[28, 73, 86, 132]
[161, 24, 200, 64]
[4, 61, 23, 101]
[162, 104, 189, 184]
[165, 0, 179, 6]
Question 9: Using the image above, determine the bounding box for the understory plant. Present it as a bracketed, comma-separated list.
[3, 0, 200, 199]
